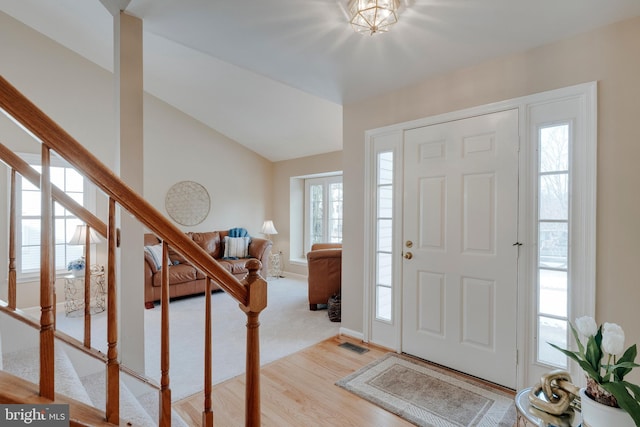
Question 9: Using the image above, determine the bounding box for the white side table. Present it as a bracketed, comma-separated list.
[64, 270, 106, 317]
[268, 251, 282, 279]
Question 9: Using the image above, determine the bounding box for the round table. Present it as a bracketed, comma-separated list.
[515, 387, 581, 427]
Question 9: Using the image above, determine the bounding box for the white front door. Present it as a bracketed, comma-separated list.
[401, 109, 519, 388]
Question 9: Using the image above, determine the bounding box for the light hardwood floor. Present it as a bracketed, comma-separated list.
[174, 335, 414, 426]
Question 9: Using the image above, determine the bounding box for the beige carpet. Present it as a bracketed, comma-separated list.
[54, 276, 340, 400]
[337, 353, 516, 427]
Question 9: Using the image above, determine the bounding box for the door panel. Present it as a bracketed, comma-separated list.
[402, 109, 519, 388]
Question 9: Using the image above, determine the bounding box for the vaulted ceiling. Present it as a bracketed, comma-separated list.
[2, 0, 640, 161]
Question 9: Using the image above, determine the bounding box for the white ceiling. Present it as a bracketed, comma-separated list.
[2, 0, 640, 161]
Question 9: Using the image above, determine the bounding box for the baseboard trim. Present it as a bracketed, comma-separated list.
[339, 327, 364, 341]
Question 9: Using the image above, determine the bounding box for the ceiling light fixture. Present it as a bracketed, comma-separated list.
[348, 0, 400, 35]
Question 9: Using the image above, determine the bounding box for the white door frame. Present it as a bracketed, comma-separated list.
[363, 82, 597, 390]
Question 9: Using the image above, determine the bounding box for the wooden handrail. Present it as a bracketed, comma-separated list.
[0, 141, 107, 237]
[0, 75, 248, 306]
[0, 74, 268, 426]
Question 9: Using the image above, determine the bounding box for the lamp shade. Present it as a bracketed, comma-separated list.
[68, 225, 101, 245]
[348, 0, 400, 35]
[261, 220, 278, 236]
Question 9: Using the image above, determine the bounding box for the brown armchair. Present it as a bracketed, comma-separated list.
[306, 243, 342, 311]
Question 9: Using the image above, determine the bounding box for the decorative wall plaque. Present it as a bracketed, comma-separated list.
[165, 181, 210, 226]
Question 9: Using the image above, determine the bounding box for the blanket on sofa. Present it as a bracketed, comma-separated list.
[228, 227, 249, 237]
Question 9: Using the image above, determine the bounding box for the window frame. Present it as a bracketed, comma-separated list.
[303, 174, 343, 254]
[535, 122, 572, 369]
[15, 153, 95, 281]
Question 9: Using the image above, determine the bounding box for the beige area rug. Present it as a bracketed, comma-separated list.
[53, 276, 340, 400]
[336, 353, 516, 427]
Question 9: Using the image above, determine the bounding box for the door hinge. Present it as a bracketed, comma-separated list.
[516, 349, 519, 365]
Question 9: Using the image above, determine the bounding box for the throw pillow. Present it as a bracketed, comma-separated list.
[223, 236, 251, 259]
[144, 244, 167, 270]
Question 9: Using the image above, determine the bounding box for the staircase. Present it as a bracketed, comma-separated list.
[0, 309, 188, 426]
[0, 75, 268, 426]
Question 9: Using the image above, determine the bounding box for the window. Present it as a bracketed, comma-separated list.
[17, 156, 87, 277]
[304, 175, 342, 253]
[536, 123, 570, 368]
[375, 151, 393, 322]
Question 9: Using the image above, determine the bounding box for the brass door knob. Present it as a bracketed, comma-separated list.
[404, 252, 413, 260]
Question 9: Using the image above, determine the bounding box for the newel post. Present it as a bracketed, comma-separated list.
[240, 259, 267, 427]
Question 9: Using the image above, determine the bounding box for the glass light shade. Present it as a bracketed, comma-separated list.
[261, 220, 278, 236]
[68, 224, 101, 245]
[348, 0, 400, 35]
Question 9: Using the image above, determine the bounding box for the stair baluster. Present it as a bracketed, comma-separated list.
[83, 226, 93, 348]
[203, 277, 214, 426]
[160, 241, 171, 426]
[8, 168, 16, 310]
[106, 198, 120, 424]
[39, 145, 55, 400]
[0, 74, 267, 426]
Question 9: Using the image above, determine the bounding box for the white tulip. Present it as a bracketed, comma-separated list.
[575, 316, 598, 337]
[602, 323, 625, 356]
[603, 322, 624, 336]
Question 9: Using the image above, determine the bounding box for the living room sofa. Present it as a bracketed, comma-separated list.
[144, 231, 272, 308]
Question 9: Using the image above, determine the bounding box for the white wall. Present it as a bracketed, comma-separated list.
[143, 95, 271, 236]
[0, 11, 115, 308]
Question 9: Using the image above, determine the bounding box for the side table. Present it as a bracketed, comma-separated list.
[64, 270, 106, 317]
[268, 251, 282, 279]
[515, 387, 581, 427]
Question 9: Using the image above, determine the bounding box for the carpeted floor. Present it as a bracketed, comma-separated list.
[54, 276, 340, 400]
[337, 353, 516, 427]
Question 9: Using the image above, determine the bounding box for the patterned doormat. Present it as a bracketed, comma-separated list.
[336, 353, 516, 427]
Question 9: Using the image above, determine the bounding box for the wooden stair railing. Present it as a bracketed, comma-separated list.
[0, 142, 107, 348]
[0, 75, 267, 426]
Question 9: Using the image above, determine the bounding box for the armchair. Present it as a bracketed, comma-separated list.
[306, 243, 342, 311]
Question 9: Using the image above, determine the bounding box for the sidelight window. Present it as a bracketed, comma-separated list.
[536, 123, 570, 368]
[375, 151, 393, 322]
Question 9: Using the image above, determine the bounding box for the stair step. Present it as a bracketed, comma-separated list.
[81, 371, 156, 427]
[137, 391, 190, 427]
[2, 344, 93, 406]
[0, 316, 188, 426]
